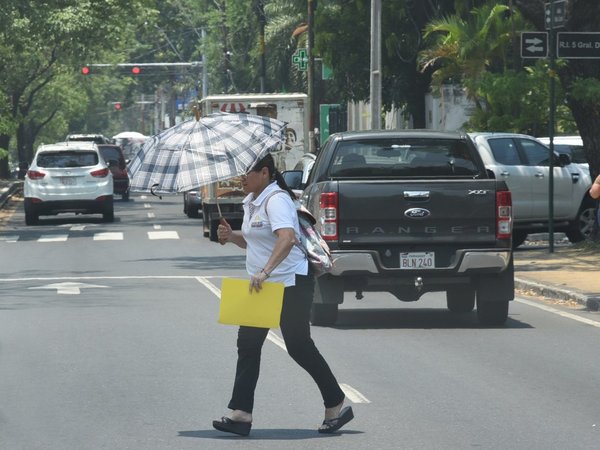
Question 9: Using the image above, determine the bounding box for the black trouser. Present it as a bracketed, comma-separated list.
[227, 272, 345, 413]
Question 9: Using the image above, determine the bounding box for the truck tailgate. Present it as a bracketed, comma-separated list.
[337, 179, 498, 246]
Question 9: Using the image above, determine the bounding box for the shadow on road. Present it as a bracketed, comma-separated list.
[178, 428, 363, 440]
[327, 307, 531, 330]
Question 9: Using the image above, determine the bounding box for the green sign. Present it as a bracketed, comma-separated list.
[292, 48, 308, 71]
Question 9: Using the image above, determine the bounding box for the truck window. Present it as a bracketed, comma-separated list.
[328, 139, 479, 178]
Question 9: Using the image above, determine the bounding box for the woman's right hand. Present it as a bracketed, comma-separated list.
[217, 217, 232, 245]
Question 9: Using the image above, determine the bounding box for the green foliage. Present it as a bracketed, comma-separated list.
[569, 77, 600, 104]
[464, 65, 577, 135]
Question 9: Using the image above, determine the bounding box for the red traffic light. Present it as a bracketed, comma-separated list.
[114, 102, 122, 110]
[131, 66, 141, 75]
[81, 66, 91, 75]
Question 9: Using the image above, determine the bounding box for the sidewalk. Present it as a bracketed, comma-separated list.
[1, 178, 599, 308]
[514, 240, 600, 310]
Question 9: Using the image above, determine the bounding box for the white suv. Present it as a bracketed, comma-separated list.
[469, 132, 594, 246]
[24, 142, 114, 225]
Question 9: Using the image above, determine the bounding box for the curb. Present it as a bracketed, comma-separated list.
[514, 276, 598, 310]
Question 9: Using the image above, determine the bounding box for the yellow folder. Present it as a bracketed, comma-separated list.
[218, 278, 285, 328]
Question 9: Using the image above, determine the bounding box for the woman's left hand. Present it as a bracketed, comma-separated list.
[249, 270, 269, 293]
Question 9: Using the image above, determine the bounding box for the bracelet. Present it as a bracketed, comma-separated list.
[261, 268, 271, 278]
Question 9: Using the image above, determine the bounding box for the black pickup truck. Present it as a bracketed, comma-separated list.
[285, 130, 514, 326]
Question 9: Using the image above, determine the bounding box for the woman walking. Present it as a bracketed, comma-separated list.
[212, 153, 353, 436]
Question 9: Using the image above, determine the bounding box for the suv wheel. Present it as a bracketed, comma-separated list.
[25, 210, 39, 226]
[566, 201, 596, 243]
[103, 205, 115, 222]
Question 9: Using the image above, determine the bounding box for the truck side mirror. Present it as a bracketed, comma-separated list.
[281, 170, 303, 190]
[558, 153, 572, 167]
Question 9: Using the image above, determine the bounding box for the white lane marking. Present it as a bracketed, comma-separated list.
[93, 232, 124, 241]
[70, 225, 86, 231]
[267, 330, 287, 351]
[147, 212, 155, 218]
[516, 298, 600, 328]
[0, 275, 220, 282]
[144, 203, 151, 208]
[194, 276, 370, 404]
[340, 383, 371, 404]
[38, 234, 68, 242]
[29, 281, 109, 295]
[0, 235, 19, 243]
[153, 224, 162, 230]
[140, 195, 147, 200]
[147, 231, 179, 240]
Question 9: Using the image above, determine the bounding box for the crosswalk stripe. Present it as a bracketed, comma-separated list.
[93, 232, 124, 241]
[38, 234, 68, 242]
[0, 231, 184, 242]
[147, 231, 179, 240]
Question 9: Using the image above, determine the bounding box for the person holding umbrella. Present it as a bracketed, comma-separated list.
[213, 153, 354, 436]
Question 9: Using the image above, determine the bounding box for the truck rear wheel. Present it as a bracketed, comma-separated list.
[446, 286, 475, 313]
[477, 299, 509, 326]
[512, 231, 528, 248]
[310, 304, 338, 326]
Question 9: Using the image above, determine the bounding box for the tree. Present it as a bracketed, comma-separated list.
[0, 0, 152, 175]
[312, 0, 462, 127]
[514, 0, 600, 180]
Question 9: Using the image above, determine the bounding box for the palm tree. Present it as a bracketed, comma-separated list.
[419, 2, 524, 92]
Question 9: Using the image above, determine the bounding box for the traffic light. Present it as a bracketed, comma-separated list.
[81, 66, 91, 75]
[131, 66, 141, 75]
[114, 102, 122, 111]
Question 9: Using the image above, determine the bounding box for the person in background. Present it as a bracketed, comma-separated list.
[212, 153, 354, 437]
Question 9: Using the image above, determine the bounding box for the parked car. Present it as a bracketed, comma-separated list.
[469, 132, 594, 247]
[283, 153, 316, 198]
[98, 144, 130, 200]
[538, 136, 588, 173]
[24, 142, 114, 225]
[183, 190, 202, 218]
[66, 133, 113, 145]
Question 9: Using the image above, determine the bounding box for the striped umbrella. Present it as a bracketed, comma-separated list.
[128, 112, 286, 194]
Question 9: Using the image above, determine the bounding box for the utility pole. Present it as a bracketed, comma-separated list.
[256, 0, 266, 93]
[370, 0, 382, 130]
[548, 2, 558, 253]
[307, 0, 315, 153]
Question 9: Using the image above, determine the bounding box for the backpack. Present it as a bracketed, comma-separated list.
[264, 191, 333, 277]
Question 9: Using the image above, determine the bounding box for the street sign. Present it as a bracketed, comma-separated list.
[545, 1, 566, 30]
[557, 32, 600, 59]
[292, 48, 308, 71]
[521, 32, 548, 58]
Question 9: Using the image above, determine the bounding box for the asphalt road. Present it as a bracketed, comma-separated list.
[1, 193, 599, 449]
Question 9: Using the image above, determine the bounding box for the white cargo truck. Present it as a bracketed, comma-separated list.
[198, 93, 309, 241]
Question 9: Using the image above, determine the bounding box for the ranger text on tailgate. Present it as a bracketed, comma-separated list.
[285, 130, 514, 326]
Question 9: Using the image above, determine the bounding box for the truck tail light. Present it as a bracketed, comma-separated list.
[26, 170, 46, 180]
[319, 192, 338, 241]
[496, 190, 512, 240]
[90, 168, 110, 178]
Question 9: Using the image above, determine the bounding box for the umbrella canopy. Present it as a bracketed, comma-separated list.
[128, 112, 286, 194]
[113, 131, 147, 140]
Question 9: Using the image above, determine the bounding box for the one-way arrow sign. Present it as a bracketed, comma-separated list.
[521, 31, 549, 58]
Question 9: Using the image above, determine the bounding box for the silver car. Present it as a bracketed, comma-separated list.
[24, 142, 114, 225]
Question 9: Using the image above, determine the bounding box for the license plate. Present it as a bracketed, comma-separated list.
[60, 177, 76, 186]
[400, 252, 435, 269]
